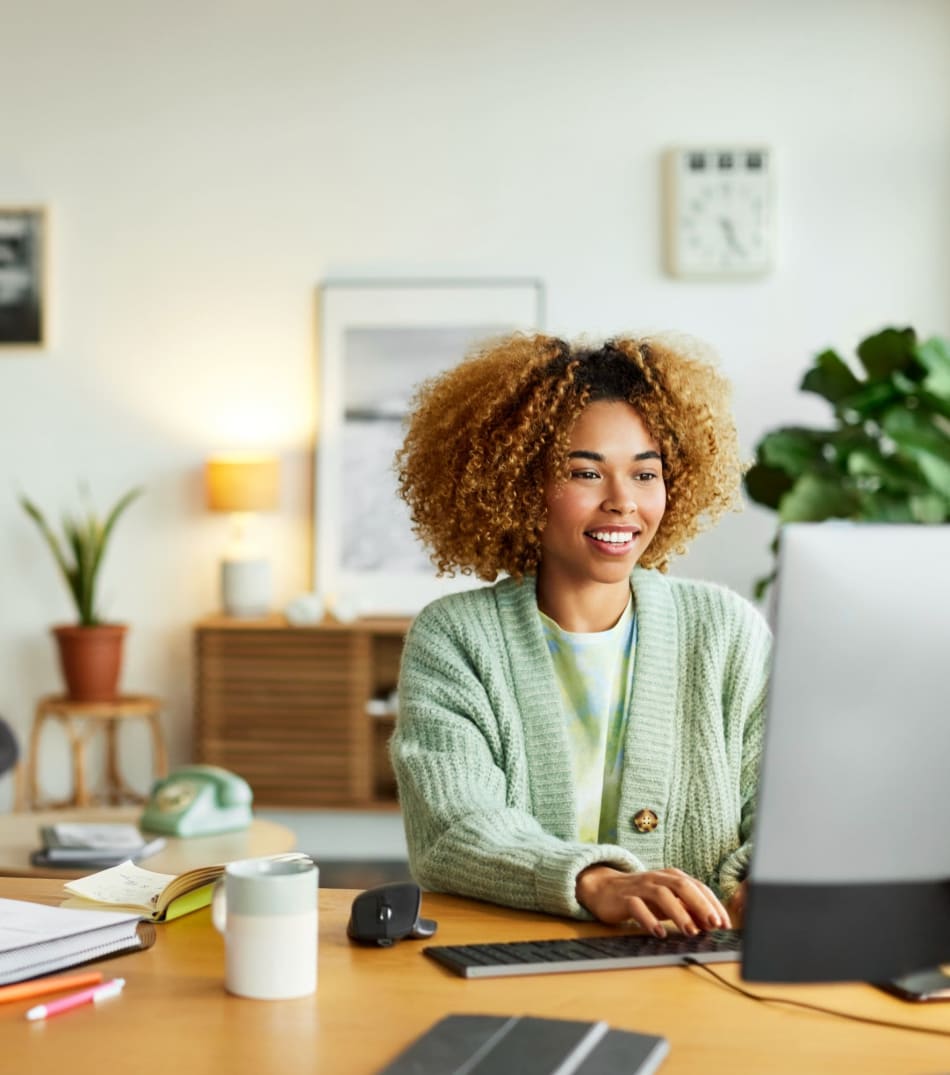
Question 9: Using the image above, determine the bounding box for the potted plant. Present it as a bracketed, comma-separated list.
[744, 326, 950, 598]
[20, 484, 143, 701]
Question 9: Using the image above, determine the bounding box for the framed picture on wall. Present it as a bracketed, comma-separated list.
[315, 277, 545, 616]
[0, 206, 46, 348]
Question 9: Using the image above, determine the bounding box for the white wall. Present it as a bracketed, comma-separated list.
[2, 0, 949, 805]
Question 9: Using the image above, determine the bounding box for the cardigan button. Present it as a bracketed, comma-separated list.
[632, 809, 659, 834]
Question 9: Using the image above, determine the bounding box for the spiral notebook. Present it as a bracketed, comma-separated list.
[0, 897, 155, 985]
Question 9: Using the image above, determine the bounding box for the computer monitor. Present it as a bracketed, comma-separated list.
[742, 522, 950, 984]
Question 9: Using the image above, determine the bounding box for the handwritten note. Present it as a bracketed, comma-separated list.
[65, 861, 178, 910]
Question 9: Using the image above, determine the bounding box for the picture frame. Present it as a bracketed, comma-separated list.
[0, 206, 46, 348]
[315, 278, 545, 616]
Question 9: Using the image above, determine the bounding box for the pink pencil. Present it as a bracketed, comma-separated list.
[26, 977, 125, 1021]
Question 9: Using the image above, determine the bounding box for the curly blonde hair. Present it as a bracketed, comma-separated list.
[395, 332, 742, 578]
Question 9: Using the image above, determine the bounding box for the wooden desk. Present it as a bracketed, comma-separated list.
[0, 807, 296, 878]
[0, 880, 946, 1073]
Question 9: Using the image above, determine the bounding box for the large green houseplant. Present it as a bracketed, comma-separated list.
[744, 326, 950, 598]
[20, 485, 142, 701]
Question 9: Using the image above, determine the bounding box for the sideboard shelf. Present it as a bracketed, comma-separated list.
[193, 615, 410, 808]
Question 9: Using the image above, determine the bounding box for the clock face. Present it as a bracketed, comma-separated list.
[664, 147, 774, 279]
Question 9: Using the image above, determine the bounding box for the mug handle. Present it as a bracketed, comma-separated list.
[211, 877, 228, 934]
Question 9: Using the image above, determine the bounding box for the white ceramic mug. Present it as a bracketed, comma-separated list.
[212, 854, 318, 999]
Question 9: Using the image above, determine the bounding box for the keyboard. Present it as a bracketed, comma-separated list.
[424, 929, 742, 979]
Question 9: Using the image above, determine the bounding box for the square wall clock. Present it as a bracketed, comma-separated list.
[662, 146, 774, 280]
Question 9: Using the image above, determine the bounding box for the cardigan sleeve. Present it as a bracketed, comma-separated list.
[391, 601, 646, 919]
[711, 603, 771, 899]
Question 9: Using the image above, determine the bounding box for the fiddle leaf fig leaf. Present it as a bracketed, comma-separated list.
[845, 447, 929, 494]
[800, 349, 862, 405]
[909, 493, 948, 524]
[883, 407, 950, 460]
[837, 378, 902, 419]
[856, 326, 916, 380]
[855, 490, 915, 522]
[915, 456, 950, 499]
[916, 336, 950, 397]
[748, 326, 950, 599]
[757, 427, 831, 476]
[744, 463, 795, 510]
[778, 473, 858, 523]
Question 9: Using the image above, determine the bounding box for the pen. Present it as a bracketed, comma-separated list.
[0, 971, 103, 1005]
[26, 977, 125, 1021]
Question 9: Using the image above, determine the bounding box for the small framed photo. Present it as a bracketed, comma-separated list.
[0, 206, 46, 348]
[315, 278, 545, 616]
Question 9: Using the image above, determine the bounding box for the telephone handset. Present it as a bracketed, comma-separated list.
[141, 764, 253, 837]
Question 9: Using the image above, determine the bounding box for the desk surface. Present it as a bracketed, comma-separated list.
[0, 807, 296, 878]
[1, 878, 947, 1074]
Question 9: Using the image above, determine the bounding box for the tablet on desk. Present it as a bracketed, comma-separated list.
[876, 967, 950, 1003]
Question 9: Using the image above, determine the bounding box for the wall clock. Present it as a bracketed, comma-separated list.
[662, 146, 774, 280]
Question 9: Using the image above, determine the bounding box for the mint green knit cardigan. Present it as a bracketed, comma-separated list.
[391, 567, 771, 920]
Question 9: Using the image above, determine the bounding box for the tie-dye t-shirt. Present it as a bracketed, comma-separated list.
[539, 596, 636, 843]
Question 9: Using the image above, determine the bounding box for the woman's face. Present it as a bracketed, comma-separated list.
[539, 400, 666, 590]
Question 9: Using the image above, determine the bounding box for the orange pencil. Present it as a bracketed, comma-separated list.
[0, 971, 103, 1005]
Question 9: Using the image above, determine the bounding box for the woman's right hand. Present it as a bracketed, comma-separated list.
[575, 864, 731, 936]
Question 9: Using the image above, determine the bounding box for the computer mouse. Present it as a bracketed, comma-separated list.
[346, 882, 438, 947]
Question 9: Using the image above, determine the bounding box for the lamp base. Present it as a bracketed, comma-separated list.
[221, 558, 272, 618]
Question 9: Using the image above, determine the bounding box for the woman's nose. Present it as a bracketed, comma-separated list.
[602, 482, 638, 515]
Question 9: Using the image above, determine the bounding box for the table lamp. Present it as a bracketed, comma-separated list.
[205, 453, 280, 617]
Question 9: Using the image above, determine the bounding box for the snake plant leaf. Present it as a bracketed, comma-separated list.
[19, 486, 142, 627]
[916, 336, 950, 397]
[856, 326, 916, 380]
[800, 349, 862, 405]
[19, 496, 73, 589]
[86, 487, 143, 623]
[778, 473, 859, 523]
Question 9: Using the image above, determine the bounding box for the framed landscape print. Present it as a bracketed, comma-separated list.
[0, 206, 45, 347]
[315, 278, 545, 616]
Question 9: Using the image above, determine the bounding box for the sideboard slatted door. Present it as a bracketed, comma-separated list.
[194, 616, 409, 808]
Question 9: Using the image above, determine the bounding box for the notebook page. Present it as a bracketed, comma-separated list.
[64, 860, 178, 911]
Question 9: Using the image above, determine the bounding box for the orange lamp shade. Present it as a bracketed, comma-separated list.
[206, 455, 280, 513]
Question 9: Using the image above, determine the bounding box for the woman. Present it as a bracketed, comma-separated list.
[391, 334, 770, 937]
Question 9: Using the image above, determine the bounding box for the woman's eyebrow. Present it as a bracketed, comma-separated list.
[568, 449, 662, 462]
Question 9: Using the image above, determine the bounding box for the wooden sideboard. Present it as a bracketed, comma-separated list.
[193, 615, 411, 808]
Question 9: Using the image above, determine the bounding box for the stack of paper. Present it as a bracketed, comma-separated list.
[30, 823, 166, 869]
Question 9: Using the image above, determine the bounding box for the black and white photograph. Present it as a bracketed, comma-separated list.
[315, 279, 544, 614]
[0, 207, 45, 347]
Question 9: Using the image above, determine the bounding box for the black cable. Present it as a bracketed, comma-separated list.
[681, 958, 950, 1039]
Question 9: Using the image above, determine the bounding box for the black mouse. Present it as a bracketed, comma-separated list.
[346, 882, 438, 946]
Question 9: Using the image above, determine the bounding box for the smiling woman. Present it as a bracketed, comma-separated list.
[392, 333, 770, 938]
[538, 401, 668, 632]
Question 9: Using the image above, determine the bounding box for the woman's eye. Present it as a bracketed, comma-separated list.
[635, 471, 660, 483]
[570, 469, 600, 481]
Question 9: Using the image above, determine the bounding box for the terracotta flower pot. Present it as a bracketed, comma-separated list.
[52, 624, 127, 702]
